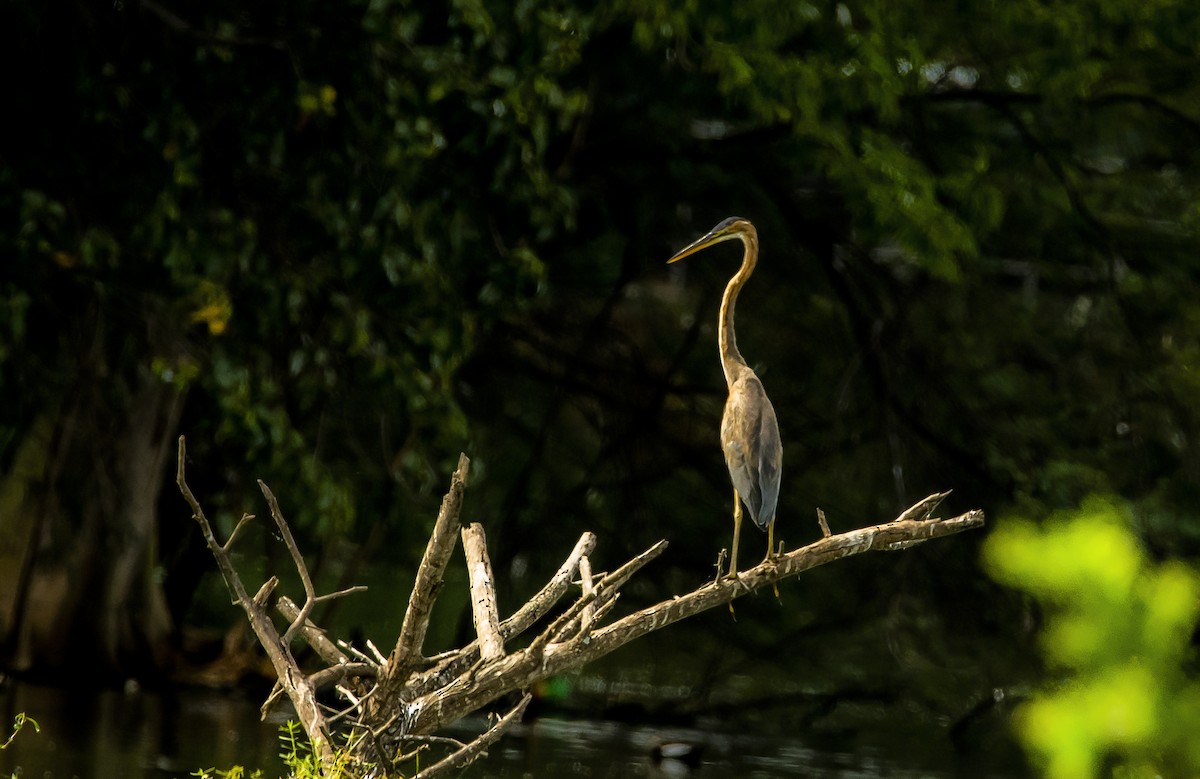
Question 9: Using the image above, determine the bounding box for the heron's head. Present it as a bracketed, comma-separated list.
[667, 217, 755, 264]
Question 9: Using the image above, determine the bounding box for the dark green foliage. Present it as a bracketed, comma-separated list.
[2, 0, 1199, 697]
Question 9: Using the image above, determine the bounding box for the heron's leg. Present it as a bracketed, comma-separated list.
[765, 518, 781, 601]
[727, 490, 743, 618]
[729, 490, 742, 579]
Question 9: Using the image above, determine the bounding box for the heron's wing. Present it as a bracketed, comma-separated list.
[756, 392, 782, 525]
[722, 374, 783, 530]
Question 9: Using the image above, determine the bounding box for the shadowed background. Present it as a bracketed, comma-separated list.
[2, 0, 1199, 774]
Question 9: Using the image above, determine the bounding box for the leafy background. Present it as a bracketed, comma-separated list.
[2, 0, 1199, 771]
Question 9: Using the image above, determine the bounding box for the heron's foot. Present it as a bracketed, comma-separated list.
[724, 551, 742, 581]
[723, 566, 744, 619]
[762, 544, 783, 602]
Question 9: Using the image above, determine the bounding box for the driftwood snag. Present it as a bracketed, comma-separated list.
[177, 437, 985, 776]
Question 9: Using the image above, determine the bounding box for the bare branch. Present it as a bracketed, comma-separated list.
[584, 508, 986, 655]
[501, 531, 597, 638]
[258, 481, 317, 646]
[410, 694, 532, 779]
[399, 506, 983, 736]
[406, 531, 597, 698]
[223, 513, 256, 551]
[175, 437, 334, 764]
[339, 640, 383, 668]
[252, 577, 278, 607]
[277, 596, 350, 667]
[313, 585, 369, 604]
[387, 454, 470, 679]
[306, 662, 377, 691]
[533, 540, 668, 652]
[578, 555, 595, 636]
[366, 640, 387, 665]
[462, 523, 505, 660]
[896, 490, 951, 522]
[182, 441, 984, 776]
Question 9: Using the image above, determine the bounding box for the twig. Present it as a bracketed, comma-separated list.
[886, 491, 953, 549]
[313, 585, 369, 604]
[307, 663, 377, 690]
[252, 577, 278, 607]
[396, 734, 468, 749]
[503, 531, 596, 636]
[339, 640, 381, 667]
[277, 596, 350, 666]
[535, 540, 668, 651]
[895, 490, 950, 522]
[410, 694, 532, 779]
[223, 513, 256, 551]
[258, 481, 317, 646]
[406, 532, 596, 698]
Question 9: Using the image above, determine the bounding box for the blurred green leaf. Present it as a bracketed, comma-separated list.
[985, 500, 1200, 778]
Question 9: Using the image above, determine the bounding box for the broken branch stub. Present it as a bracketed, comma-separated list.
[462, 522, 504, 661]
[178, 440, 985, 777]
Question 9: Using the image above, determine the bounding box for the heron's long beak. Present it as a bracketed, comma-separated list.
[667, 229, 736, 264]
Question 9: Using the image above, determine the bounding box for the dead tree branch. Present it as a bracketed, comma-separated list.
[387, 454, 470, 681]
[410, 694, 531, 779]
[462, 523, 505, 661]
[178, 440, 984, 777]
[176, 437, 334, 765]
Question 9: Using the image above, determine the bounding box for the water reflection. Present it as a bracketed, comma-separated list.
[451, 714, 1019, 778]
[1, 681, 1021, 778]
[0, 681, 285, 778]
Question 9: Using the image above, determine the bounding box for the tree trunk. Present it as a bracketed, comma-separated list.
[101, 378, 185, 672]
[0, 373, 184, 678]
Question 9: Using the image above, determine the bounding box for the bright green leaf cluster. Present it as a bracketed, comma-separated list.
[984, 498, 1200, 779]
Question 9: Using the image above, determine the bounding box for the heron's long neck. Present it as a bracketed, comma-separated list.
[718, 230, 758, 388]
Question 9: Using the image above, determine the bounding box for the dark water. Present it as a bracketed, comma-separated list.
[0, 681, 285, 778]
[0, 680, 1026, 779]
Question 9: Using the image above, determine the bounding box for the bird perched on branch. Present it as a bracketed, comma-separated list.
[668, 217, 783, 578]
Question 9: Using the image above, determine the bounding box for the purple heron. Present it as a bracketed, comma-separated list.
[669, 217, 782, 577]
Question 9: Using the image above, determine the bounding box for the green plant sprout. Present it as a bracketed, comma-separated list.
[191, 720, 372, 779]
[984, 497, 1200, 779]
[1, 712, 40, 750]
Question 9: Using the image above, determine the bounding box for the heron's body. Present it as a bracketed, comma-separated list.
[722, 368, 782, 532]
[669, 217, 783, 576]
